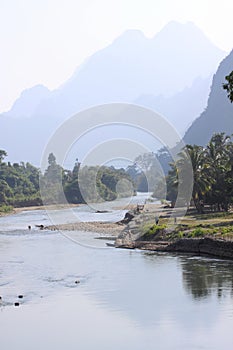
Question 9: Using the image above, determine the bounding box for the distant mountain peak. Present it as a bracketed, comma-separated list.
[154, 20, 221, 48]
[5, 84, 50, 118]
[114, 29, 146, 41]
[111, 29, 147, 51]
[159, 20, 204, 32]
[0, 21, 228, 164]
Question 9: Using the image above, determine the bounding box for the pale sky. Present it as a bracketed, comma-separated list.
[0, 0, 233, 113]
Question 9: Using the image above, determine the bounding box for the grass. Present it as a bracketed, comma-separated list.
[139, 224, 167, 241]
[141, 207, 233, 242]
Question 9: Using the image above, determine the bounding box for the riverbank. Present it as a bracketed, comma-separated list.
[47, 221, 125, 236]
[0, 203, 82, 217]
[46, 202, 163, 235]
[115, 237, 233, 260]
[115, 207, 233, 259]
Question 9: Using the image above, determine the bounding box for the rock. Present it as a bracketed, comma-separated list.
[165, 237, 233, 259]
[117, 211, 135, 224]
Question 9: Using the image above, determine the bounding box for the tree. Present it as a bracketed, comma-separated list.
[134, 152, 163, 192]
[41, 153, 64, 204]
[223, 71, 233, 102]
[184, 145, 212, 213]
[48, 152, 56, 165]
[166, 133, 233, 213]
[205, 133, 233, 211]
[166, 145, 212, 213]
[0, 150, 7, 163]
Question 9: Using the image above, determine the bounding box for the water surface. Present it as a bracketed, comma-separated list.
[0, 199, 233, 349]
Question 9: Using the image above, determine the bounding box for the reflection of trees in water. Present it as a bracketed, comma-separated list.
[181, 257, 233, 300]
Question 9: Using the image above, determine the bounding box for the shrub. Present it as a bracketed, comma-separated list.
[0, 205, 13, 213]
[190, 227, 205, 238]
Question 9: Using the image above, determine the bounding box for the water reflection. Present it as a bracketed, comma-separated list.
[181, 256, 233, 300]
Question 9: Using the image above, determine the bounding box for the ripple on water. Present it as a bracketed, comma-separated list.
[43, 274, 87, 289]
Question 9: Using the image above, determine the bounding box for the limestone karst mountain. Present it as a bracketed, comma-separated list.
[184, 49, 233, 146]
[0, 21, 226, 164]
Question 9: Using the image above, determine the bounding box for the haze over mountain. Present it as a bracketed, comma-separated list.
[0, 21, 226, 164]
[184, 49, 233, 145]
[135, 75, 212, 135]
[4, 85, 51, 119]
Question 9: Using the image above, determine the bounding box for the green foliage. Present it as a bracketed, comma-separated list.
[178, 231, 185, 238]
[220, 226, 233, 235]
[189, 228, 205, 238]
[127, 150, 169, 193]
[223, 71, 233, 102]
[0, 204, 13, 213]
[165, 132, 233, 213]
[0, 150, 7, 163]
[0, 151, 135, 207]
[140, 224, 167, 240]
[0, 154, 41, 207]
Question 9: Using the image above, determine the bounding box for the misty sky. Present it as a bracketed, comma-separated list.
[0, 0, 233, 113]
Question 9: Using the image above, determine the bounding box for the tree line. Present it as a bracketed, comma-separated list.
[153, 73, 233, 213]
[0, 151, 134, 208]
[155, 133, 233, 213]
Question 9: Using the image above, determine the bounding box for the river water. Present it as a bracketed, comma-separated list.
[0, 194, 233, 349]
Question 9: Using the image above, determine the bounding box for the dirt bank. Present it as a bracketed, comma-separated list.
[116, 237, 233, 260]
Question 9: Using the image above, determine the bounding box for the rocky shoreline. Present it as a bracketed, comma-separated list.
[115, 237, 233, 260]
[44, 204, 233, 260]
[46, 218, 233, 260]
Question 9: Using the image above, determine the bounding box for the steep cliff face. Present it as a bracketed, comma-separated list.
[184, 50, 233, 146]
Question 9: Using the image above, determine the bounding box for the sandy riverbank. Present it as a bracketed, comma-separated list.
[47, 221, 126, 236]
[0, 203, 82, 217]
[14, 203, 81, 213]
[45, 202, 165, 236]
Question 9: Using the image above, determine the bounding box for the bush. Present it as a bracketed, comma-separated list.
[178, 231, 185, 238]
[221, 226, 233, 235]
[0, 205, 13, 213]
[140, 224, 167, 241]
[189, 228, 205, 238]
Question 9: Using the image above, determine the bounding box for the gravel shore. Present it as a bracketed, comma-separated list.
[47, 221, 126, 236]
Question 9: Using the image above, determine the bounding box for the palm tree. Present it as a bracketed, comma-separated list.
[206, 133, 233, 211]
[183, 145, 212, 213]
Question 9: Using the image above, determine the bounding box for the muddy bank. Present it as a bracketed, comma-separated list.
[116, 237, 233, 260]
[164, 237, 233, 259]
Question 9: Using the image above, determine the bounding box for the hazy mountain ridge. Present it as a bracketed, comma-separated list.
[2, 85, 50, 119]
[184, 49, 233, 145]
[3, 21, 225, 121]
[0, 21, 227, 164]
[135, 75, 212, 135]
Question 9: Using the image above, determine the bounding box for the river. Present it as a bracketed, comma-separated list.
[0, 194, 233, 349]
